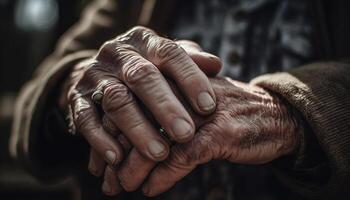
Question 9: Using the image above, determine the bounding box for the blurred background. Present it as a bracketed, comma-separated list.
[0, 0, 90, 199]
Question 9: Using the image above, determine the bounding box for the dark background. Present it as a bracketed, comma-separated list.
[0, 0, 90, 199]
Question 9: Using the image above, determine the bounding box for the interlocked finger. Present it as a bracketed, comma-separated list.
[70, 90, 124, 166]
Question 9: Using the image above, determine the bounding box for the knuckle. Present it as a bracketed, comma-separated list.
[123, 62, 159, 86]
[72, 59, 99, 80]
[98, 41, 135, 63]
[154, 39, 185, 62]
[76, 67, 114, 92]
[84, 64, 101, 77]
[102, 84, 133, 114]
[177, 64, 199, 83]
[117, 26, 155, 44]
[129, 26, 154, 36]
[75, 60, 98, 77]
[128, 26, 155, 38]
[170, 145, 192, 166]
[192, 132, 217, 162]
[75, 109, 97, 133]
[171, 134, 215, 165]
[99, 41, 117, 58]
[81, 67, 102, 83]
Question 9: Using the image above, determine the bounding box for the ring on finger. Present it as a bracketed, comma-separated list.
[91, 90, 104, 104]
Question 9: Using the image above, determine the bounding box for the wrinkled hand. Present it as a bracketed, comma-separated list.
[104, 77, 301, 196]
[60, 26, 222, 177]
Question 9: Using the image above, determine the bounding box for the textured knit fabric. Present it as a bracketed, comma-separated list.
[251, 62, 350, 199]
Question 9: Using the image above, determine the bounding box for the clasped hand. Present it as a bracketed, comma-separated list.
[61, 26, 300, 197]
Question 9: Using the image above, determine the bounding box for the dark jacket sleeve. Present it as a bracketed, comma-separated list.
[251, 62, 350, 199]
[10, 0, 140, 181]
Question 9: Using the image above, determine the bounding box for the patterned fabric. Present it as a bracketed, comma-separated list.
[160, 0, 315, 199]
[170, 0, 315, 81]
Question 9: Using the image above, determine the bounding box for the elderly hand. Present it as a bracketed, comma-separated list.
[103, 77, 301, 196]
[60, 26, 222, 176]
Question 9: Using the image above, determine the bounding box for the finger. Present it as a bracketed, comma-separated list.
[78, 65, 170, 161]
[176, 40, 222, 77]
[175, 40, 203, 52]
[185, 52, 222, 77]
[142, 131, 215, 197]
[88, 149, 105, 177]
[117, 134, 132, 152]
[166, 79, 210, 127]
[98, 43, 195, 143]
[101, 82, 170, 161]
[116, 81, 209, 193]
[121, 27, 217, 115]
[102, 115, 132, 152]
[71, 93, 123, 166]
[148, 37, 217, 115]
[118, 148, 156, 192]
[102, 115, 120, 136]
[102, 166, 123, 196]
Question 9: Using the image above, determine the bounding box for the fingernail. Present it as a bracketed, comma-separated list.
[197, 92, 215, 112]
[148, 141, 167, 158]
[102, 181, 111, 194]
[105, 150, 117, 165]
[172, 118, 193, 141]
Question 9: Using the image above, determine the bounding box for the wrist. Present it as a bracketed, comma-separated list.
[271, 90, 303, 156]
[285, 103, 304, 155]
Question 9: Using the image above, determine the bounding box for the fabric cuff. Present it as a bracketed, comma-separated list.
[250, 62, 350, 198]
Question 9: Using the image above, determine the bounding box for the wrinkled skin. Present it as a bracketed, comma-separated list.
[61, 26, 221, 172]
[99, 78, 301, 196]
[61, 26, 224, 195]
[61, 26, 300, 197]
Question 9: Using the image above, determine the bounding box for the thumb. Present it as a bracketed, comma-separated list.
[176, 40, 222, 77]
[141, 129, 216, 197]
